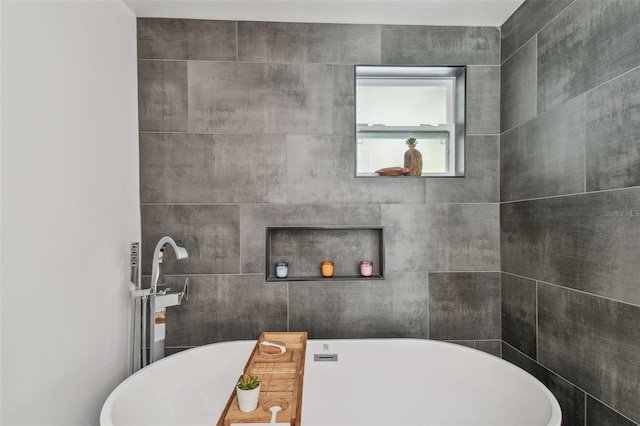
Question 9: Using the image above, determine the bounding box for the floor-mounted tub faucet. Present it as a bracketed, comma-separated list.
[148, 236, 189, 365]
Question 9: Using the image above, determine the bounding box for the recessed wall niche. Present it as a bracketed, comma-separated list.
[265, 227, 385, 281]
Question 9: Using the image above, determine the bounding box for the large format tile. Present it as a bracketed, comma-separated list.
[187, 62, 333, 134]
[381, 25, 500, 65]
[429, 272, 500, 340]
[165, 275, 287, 346]
[501, 273, 537, 359]
[289, 272, 429, 338]
[443, 340, 502, 356]
[537, 0, 640, 112]
[137, 60, 188, 132]
[501, 188, 640, 305]
[501, 0, 573, 61]
[586, 67, 640, 191]
[446, 340, 501, 356]
[502, 343, 586, 426]
[500, 95, 585, 201]
[139, 133, 286, 204]
[239, 204, 382, 274]
[238, 21, 380, 64]
[137, 18, 236, 60]
[586, 396, 639, 426]
[141, 205, 240, 275]
[424, 135, 499, 203]
[333, 65, 355, 137]
[383, 204, 499, 273]
[538, 284, 640, 423]
[466, 66, 500, 135]
[164, 347, 191, 356]
[500, 37, 537, 132]
[475, 340, 501, 357]
[286, 135, 426, 204]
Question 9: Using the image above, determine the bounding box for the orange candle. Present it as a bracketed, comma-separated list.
[321, 261, 334, 278]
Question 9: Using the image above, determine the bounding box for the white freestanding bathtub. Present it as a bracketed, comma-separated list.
[100, 339, 561, 426]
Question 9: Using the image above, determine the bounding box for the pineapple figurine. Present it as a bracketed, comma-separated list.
[404, 138, 423, 176]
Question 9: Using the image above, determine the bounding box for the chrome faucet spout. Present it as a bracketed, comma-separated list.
[150, 236, 188, 293]
[148, 236, 188, 365]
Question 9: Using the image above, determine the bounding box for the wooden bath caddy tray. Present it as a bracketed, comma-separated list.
[217, 331, 307, 426]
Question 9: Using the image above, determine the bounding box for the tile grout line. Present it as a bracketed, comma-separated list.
[538, 279, 640, 309]
[501, 35, 532, 66]
[238, 204, 243, 275]
[497, 24, 502, 290]
[498, 25, 501, 65]
[467, 133, 501, 137]
[425, 271, 502, 274]
[499, 89, 585, 136]
[506, 63, 640, 124]
[138, 57, 372, 67]
[501, 341, 597, 412]
[584, 392, 639, 425]
[583, 92, 587, 194]
[499, 272, 502, 347]
[584, 393, 588, 426]
[500, 0, 576, 65]
[426, 271, 430, 340]
[138, 129, 496, 140]
[138, 130, 335, 136]
[583, 64, 640, 98]
[534, 33, 538, 118]
[505, 341, 615, 424]
[499, 184, 640, 205]
[502, 60, 640, 138]
[159, 273, 264, 277]
[379, 24, 382, 65]
[501, 271, 640, 309]
[589, 395, 640, 426]
[140, 202, 504, 206]
[535, 280, 539, 362]
[513, 271, 639, 306]
[286, 282, 290, 332]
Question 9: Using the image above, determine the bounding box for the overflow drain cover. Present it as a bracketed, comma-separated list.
[314, 354, 338, 362]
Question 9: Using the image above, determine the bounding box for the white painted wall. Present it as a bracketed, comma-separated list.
[1, 1, 140, 424]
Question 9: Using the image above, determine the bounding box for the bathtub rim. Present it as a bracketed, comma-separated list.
[100, 338, 562, 426]
[303, 338, 562, 426]
[99, 339, 255, 426]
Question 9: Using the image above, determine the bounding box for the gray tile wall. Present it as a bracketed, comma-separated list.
[137, 19, 501, 353]
[137, 6, 640, 424]
[500, 1, 640, 424]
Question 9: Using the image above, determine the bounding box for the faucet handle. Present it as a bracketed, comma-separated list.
[178, 277, 189, 304]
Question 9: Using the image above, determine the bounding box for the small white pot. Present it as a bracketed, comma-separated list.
[237, 383, 261, 413]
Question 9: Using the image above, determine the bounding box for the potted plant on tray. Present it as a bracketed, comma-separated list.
[236, 374, 261, 412]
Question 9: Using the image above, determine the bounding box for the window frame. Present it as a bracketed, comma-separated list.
[354, 65, 466, 178]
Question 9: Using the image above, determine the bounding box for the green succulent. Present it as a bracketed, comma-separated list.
[405, 137, 418, 146]
[237, 374, 261, 390]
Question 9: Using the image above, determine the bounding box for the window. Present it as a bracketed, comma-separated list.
[355, 65, 466, 177]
